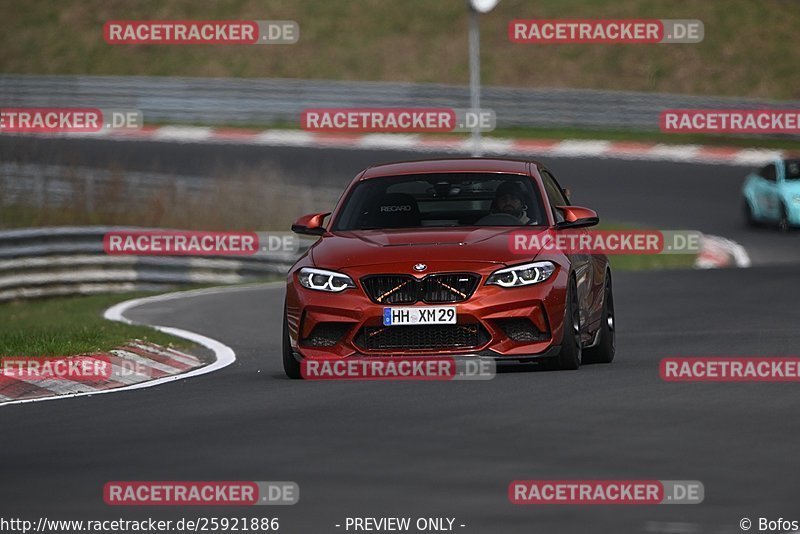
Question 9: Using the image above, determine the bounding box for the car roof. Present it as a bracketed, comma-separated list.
[359, 158, 542, 180]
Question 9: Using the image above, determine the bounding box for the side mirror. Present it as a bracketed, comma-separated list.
[291, 212, 330, 236]
[555, 206, 599, 229]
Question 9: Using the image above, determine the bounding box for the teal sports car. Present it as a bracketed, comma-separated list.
[743, 158, 800, 231]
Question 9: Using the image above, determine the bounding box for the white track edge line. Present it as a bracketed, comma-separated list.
[0, 282, 285, 407]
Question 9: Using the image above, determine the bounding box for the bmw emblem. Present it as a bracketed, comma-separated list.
[413, 263, 427, 272]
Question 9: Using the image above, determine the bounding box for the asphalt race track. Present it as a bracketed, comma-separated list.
[3, 137, 800, 533]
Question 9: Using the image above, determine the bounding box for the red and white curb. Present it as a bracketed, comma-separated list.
[0, 341, 204, 403]
[2, 127, 784, 166]
[696, 234, 751, 269]
[0, 285, 254, 407]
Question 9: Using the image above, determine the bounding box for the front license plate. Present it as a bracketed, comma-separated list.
[383, 306, 457, 326]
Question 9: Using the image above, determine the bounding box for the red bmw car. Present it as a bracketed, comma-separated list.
[284, 158, 614, 377]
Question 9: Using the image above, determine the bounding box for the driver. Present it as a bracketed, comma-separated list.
[489, 181, 530, 223]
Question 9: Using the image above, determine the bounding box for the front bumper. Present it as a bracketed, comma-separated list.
[286, 264, 569, 362]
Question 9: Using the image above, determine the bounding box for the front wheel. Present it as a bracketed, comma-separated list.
[778, 204, 790, 232]
[554, 277, 582, 370]
[743, 200, 757, 227]
[282, 310, 302, 379]
[583, 274, 615, 364]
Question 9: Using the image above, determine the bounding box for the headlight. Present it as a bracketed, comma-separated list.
[486, 261, 556, 288]
[792, 194, 800, 205]
[298, 267, 355, 292]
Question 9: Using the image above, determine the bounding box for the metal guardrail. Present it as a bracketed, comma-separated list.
[2, 74, 799, 133]
[0, 227, 307, 301]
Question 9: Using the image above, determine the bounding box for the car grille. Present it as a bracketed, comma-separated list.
[354, 324, 489, 351]
[361, 273, 480, 304]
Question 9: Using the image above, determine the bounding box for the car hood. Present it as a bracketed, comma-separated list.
[310, 227, 548, 268]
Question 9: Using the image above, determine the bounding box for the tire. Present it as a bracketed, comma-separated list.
[583, 274, 615, 364]
[744, 200, 757, 228]
[282, 310, 302, 379]
[555, 277, 582, 371]
[778, 204, 790, 233]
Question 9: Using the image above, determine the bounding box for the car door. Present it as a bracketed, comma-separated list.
[752, 162, 781, 221]
[539, 168, 595, 335]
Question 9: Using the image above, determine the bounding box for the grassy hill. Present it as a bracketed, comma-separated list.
[2, 0, 799, 100]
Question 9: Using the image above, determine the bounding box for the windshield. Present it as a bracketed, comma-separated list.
[331, 173, 547, 231]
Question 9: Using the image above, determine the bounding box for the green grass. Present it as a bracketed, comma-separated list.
[609, 252, 695, 271]
[598, 222, 697, 271]
[0, 292, 195, 357]
[2, 1, 800, 100]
